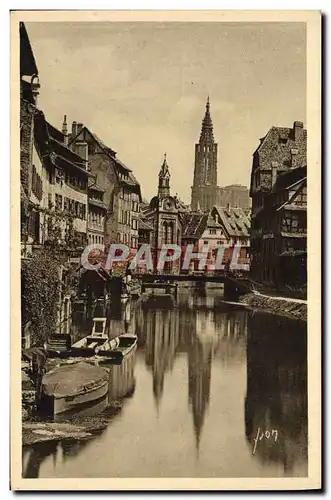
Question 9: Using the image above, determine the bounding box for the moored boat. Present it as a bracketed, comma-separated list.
[44, 334, 72, 359]
[70, 318, 115, 357]
[97, 334, 138, 365]
[39, 361, 109, 418]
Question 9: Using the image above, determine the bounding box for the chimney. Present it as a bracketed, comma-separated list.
[31, 75, 40, 107]
[293, 121, 304, 142]
[291, 148, 299, 168]
[77, 123, 84, 135]
[271, 161, 278, 187]
[72, 121, 78, 138]
[62, 115, 68, 146]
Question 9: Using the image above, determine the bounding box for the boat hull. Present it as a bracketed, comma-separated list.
[40, 379, 109, 417]
[70, 333, 110, 357]
[98, 338, 138, 366]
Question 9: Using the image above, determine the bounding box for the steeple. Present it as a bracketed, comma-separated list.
[199, 95, 214, 143]
[191, 97, 218, 211]
[158, 153, 171, 198]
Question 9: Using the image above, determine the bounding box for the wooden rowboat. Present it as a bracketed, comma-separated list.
[39, 361, 109, 418]
[70, 318, 118, 357]
[97, 334, 138, 366]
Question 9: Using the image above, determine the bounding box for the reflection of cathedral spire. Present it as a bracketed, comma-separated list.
[145, 310, 180, 411]
[188, 337, 213, 454]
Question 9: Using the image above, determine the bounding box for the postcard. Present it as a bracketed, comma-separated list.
[11, 10, 321, 491]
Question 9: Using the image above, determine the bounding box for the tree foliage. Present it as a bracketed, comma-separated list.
[21, 211, 83, 347]
[21, 250, 62, 346]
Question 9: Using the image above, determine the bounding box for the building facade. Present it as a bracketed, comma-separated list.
[211, 205, 250, 270]
[191, 97, 250, 212]
[87, 180, 107, 246]
[253, 166, 307, 286]
[141, 155, 185, 271]
[20, 23, 89, 256]
[216, 185, 250, 211]
[249, 121, 307, 286]
[180, 205, 250, 272]
[68, 123, 141, 249]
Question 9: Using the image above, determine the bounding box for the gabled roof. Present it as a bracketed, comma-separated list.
[20, 22, 38, 78]
[69, 125, 140, 197]
[182, 213, 208, 239]
[68, 126, 117, 161]
[34, 110, 90, 176]
[250, 122, 307, 196]
[254, 124, 307, 169]
[212, 206, 250, 238]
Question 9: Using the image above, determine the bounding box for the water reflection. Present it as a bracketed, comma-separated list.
[188, 335, 212, 452]
[144, 310, 180, 409]
[245, 311, 308, 476]
[23, 286, 308, 478]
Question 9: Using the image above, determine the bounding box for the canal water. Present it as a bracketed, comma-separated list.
[22, 285, 308, 478]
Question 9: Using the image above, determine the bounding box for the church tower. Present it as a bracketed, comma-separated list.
[158, 153, 171, 199]
[191, 97, 218, 211]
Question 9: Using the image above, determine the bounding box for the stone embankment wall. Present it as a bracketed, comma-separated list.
[239, 293, 307, 322]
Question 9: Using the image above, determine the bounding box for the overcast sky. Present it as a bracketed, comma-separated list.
[26, 21, 306, 203]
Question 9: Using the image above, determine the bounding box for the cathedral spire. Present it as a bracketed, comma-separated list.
[200, 95, 214, 143]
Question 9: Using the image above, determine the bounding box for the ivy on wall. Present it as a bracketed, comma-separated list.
[21, 212, 82, 347]
[21, 250, 62, 346]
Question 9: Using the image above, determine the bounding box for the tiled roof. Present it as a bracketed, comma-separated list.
[115, 156, 132, 173]
[182, 213, 208, 239]
[50, 137, 87, 170]
[139, 219, 154, 231]
[34, 110, 89, 175]
[212, 206, 250, 238]
[46, 122, 65, 143]
[69, 128, 117, 158]
[69, 126, 140, 193]
[250, 122, 307, 195]
[90, 131, 117, 159]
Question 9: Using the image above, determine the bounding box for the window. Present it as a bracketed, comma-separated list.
[31, 166, 43, 201]
[48, 193, 53, 209]
[162, 222, 167, 243]
[55, 169, 63, 184]
[282, 213, 306, 233]
[70, 200, 75, 216]
[294, 187, 307, 206]
[55, 194, 62, 211]
[64, 197, 69, 213]
[209, 229, 216, 235]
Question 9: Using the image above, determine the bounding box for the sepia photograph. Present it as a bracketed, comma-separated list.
[11, 10, 321, 490]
